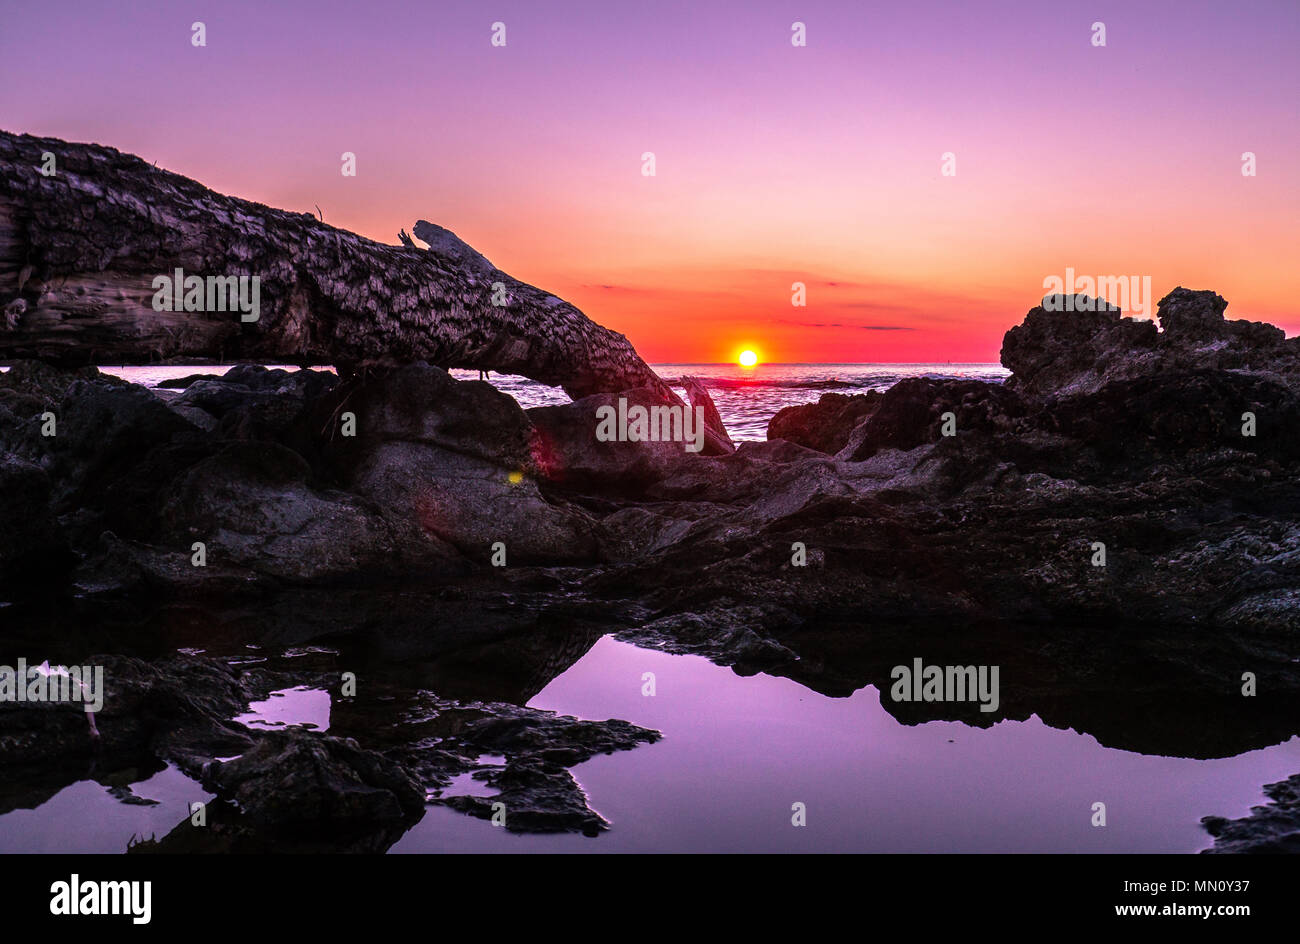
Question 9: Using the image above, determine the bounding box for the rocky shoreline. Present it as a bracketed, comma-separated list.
[2, 286, 1298, 849]
[2, 128, 1298, 848]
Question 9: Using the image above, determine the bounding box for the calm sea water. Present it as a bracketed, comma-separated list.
[96, 363, 1010, 441]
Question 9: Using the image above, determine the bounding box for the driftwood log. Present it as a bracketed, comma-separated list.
[0, 130, 732, 450]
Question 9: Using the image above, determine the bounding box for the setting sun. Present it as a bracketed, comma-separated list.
[738, 350, 758, 367]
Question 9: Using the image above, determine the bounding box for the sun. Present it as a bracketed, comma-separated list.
[738, 350, 759, 367]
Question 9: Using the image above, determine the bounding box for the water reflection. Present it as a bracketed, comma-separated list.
[1, 603, 1298, 853]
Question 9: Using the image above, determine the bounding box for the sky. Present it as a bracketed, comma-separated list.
[3, 0, 1297, 362]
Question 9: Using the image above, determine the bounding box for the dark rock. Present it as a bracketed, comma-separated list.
[392, 695, 662, 835]
[202, 730, 425, 827]
[680, 375, 736, 455]
[154, 372, 221, 390]
[767, 391, 883, 454]
[305, 364, 602, 563]
[528, 385, 702, 494]
[1002, 287, 1300, 398]
[440, 761, 606, 835]
[1201, 773, 1300, 853]
[0, 360, 122, 416]
[126, 799, 412, 854]
[320, 363, 534, 472]
[0, 454, 67, 586]
[1000, 293, 1148, 398]
[45, 378, 199, 515]
[1044, 370, 1300, 468]
[351, 440, 600, 564]
[172, 378, 279, 419]
[840, 378, 1026, 461]
[156, 441, 445, 583]
[1158, 288, 1230, 339]
[172, 366, 338, 446]
[0, 654, 252, 795]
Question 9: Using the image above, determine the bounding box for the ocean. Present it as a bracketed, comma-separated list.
[100, 363, 1011, 441]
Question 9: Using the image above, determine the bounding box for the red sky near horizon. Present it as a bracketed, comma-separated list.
[3, 0, 1297, 362]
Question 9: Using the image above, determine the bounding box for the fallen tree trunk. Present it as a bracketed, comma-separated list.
[0, 130, 732, 450]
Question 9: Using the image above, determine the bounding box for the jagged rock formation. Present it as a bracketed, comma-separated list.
[1002, 287, 1300, 398]
[767, 390, 883, 455]
[0, 130, 732, 452]
[201, 730, 426, 827]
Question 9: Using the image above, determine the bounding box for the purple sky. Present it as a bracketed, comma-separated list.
[4, 0, 1297, 360]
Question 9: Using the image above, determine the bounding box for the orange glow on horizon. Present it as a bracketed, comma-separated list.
[10, 3, 1293, 366]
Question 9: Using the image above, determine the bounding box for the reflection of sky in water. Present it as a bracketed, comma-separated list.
[437, 761, 505, 801]
[235, 686, 331, 732]
[4, 636, 1298, 853]
[0, 764, 212, 854]
[395, 637, 1300, 853]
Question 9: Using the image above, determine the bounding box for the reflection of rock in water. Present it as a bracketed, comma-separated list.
[0, 653, 255, 833]
[0, 621, 656, 851]
[129, 798, 416, 855]
[334, 619, 605, 711]
[0, 757, 168, 820]
[130, 728, 427, 854]
[1201, 773, 1300, 853]
[620, 617, 1300, 761]
[320, 624, 655, 837]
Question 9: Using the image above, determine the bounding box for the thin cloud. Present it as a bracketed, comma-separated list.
[777, 319, 915, 331]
